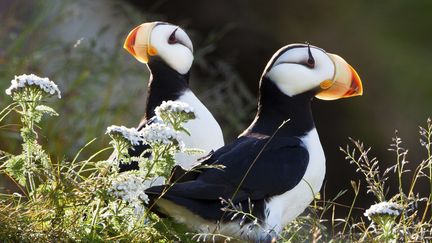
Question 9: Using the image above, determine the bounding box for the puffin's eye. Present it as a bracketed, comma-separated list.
[306, 44, 315, 68]
[168, 29, 178, 44]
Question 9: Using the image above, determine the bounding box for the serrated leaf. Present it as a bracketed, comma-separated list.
[5, 155, 27, 186]
[35, 105, 58, 116]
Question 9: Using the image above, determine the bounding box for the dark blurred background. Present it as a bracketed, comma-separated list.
[1, 0, 431, 221]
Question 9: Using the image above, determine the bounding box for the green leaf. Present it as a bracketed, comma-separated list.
[35, 105, 59, 117]
[5, 155, 27, 186]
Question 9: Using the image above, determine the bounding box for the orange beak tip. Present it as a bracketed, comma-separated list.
[124, 26, 140, 57]
[349, 66, 363, 97]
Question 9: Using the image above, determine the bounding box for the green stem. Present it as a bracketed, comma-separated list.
[0, 102, 19, 122]
[19, 92, 40, 201]
[394, 141, 407, 240]
[90, 198, 102, 237]
[21, 99, 33, 200]
[381, 219, 397, 243]
[144, 144, 172, 179]
[428, 126, 432, 222]
[145, 148, 163, 179]
[115, 142, 123, 171]
[421, 125, 432, 223]
[342, 182, 360, 235]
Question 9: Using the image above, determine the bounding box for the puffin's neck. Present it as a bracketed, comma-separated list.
[244, 77, 316, 138]
[144, 59, 190, 119]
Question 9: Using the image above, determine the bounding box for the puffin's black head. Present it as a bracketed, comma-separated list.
[261, 44, 363, 101]
[123, 22, 194, 75]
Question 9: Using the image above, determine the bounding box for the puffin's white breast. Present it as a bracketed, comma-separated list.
[263, 128, 326, 234]
[175, 90, 225, 169]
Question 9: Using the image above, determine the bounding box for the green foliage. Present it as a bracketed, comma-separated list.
[5, 155, 26, 186]
[2, 74, 432, 242]
[0, 0, 152, 159]
[280, 119, 432, 242]
[2, 76, 432, 242]
[0, 78, 199, 241]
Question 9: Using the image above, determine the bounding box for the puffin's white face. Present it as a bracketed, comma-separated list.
[124, 22, 194, 75]
[264, 44, 363, 100]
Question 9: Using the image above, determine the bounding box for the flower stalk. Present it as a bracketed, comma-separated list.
[4, 74, 61, 201]
[106, 100, 196, 218]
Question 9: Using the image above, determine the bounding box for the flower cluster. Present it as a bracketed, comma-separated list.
[155, 100, 195, 129]
[106, 123, 181, 148]
[364, 201, 403, 220]
[105, 100, 195, 209]
[155, 100, 193, 116]
[109, 173, 154, 216]
[5, 74, 61, 98]
[141, 123, 181, 146]
[106, 125, 142, 146]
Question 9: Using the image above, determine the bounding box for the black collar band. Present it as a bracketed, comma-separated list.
[244, 77, 316, 137]
[144, 59, 190, 119]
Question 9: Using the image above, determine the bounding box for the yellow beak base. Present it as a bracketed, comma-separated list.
[316, 54, 363, 101]
[123, 22, 158, 63]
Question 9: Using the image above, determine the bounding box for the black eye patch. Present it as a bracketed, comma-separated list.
[306, 44, 315, 68]
[168, 28, 178, 44]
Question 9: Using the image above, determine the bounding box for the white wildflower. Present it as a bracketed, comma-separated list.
[106, 125, 143, 146]
[140, 123, 181, 146]
[5, 74, 61, 98]
[364, 201, 403, 220]
[155, 100, 194, 118]
[155, 101, 196, 129]
[109, 173, 155, 217]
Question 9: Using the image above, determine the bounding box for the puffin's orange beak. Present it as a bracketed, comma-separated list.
[124, 25, 140, 57]
[123, 22, 158, 63]
[315, 54, 363, 100]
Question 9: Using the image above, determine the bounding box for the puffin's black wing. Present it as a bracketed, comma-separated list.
[167, 137, 246, 183]
[145, 136, 309, 220]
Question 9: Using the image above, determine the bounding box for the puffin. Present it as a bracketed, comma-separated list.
[144, 44, 363, 241]
[118, 22, 225, 171]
